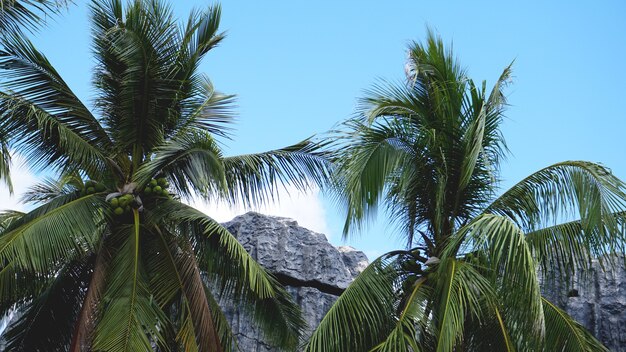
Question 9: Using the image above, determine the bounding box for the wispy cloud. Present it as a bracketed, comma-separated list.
[190, 185, 332, 239]
[0, 156, 38, 212]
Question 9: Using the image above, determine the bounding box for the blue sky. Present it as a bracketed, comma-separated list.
[3, 1, 625, 259]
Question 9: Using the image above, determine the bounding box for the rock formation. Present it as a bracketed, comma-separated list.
[541, 256, 626, 351]
[220, 212, 368, 351]
[224, 212, 626, 351]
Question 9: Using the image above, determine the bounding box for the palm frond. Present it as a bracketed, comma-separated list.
[443, 214, 545, 348]
[92, 211, 168, 351]
[0, 92, 109, 177]
[0, 138, 12, 192]
[145, 226, 222, 352]
[148, 200, 305, 350]
[430, 258, 497, 352]
[369, 277, 429, 352]
[222, 138, 332, 208]
[486, 161, 626, 275]
[20, 173, 84, 204]
[0, 31, 110, 143]
[542, 296, 608, 351]
[331, 117, 415, 238]
[487, 161, 626, 232]
[305, 255, 400, 352]
[526, 212, 626, 283]
[173, 76, 236, 140]
[1, 255, 91, 351]
[0, 0, 68, 33]
[0, 193, 104, 272]
[133, 130, 226, 199]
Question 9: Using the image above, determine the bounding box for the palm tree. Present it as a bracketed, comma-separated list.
[0, 1, 331, 351]
[306, 31, 626, 352]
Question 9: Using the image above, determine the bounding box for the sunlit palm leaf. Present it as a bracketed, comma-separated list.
[133, 130, 226, 199]
[222, 138, 332, 207]
[0, 193, 104, 272]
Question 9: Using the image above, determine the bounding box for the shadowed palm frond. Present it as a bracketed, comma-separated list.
[1, 255, 92, 351]
[148, 200, 305, 350]
[144, 225, 222, 352]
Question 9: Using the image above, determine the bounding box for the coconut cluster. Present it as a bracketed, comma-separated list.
[80, 180, 105, 196]
[143, 177, 172, 199]
[109, 194, 137, 216]
[106, 178, 173, 219]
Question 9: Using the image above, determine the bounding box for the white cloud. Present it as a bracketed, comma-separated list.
[190, 185, 332, 239]
[0, 156, 38, 212]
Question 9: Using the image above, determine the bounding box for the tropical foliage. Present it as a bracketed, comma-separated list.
[0, 0, 69, 34]
[0, 1, 331, 351]
[306, 31, 626, 351]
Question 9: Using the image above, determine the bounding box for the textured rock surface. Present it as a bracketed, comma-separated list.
[224, 212, 626, 351]
[541, 256, 626, 351]
[221, 212, 368, 351]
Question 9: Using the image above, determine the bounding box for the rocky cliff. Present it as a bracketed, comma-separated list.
[541, 256, 626, 351]
[221, 212, 368, 351]
[226, 212, 625, 351]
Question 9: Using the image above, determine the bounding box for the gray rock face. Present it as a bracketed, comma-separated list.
[221, 212, 368, 351]
[223, 212, 626, 351]
[541, 256, 626, 351]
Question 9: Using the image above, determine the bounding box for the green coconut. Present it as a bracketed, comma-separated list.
[110, 198, 119, 207]
[157, 177, 167, 186]
[144, 187, 152, 194]
[153, 186, 162, 194]
[149, 179, 158, 187]
[114, 207, 124, 215]
[87, 187, 95, 194]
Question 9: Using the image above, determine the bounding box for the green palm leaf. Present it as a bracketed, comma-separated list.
[305, 255, 399, 352]
[133, 131, 226, 198]
[0, 193, 104, 272]
[0, 0, 68, 33]
[92, 211, 168, 351]
[542, 297, 608, 352]
[222, 138, 332, 207]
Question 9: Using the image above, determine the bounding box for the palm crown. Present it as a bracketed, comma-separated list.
[306, 32, 626, 351]
[0, 1, 330, 351]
